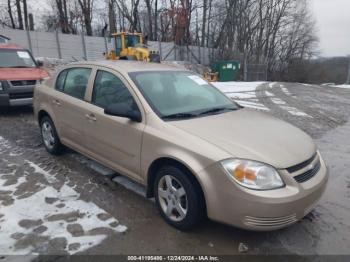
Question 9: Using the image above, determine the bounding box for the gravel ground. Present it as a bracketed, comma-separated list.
[0, 82, 350, 258]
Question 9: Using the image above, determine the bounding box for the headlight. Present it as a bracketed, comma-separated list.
[221, 159, 285, 190]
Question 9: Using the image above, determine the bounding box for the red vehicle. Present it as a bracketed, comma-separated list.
[0, 44, 49, 107]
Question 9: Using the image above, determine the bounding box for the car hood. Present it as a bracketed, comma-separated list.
[0, 68, 49, 81]
[169, 108, 316, 169]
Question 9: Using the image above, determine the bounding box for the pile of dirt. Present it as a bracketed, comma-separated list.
[36, 57, 210, 76]
[36, 57, 69, 75]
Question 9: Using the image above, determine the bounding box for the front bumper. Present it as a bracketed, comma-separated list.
[0, 81, 35, 107]
[0, 94, 33, 106]
[198, 153, 328, 231]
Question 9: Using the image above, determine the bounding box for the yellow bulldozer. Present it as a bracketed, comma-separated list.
[105, 32, 160, 62]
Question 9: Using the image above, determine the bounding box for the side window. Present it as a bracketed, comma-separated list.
[55, 70, 67, 91]
[92, 70, 134, 109]
[63, 68, 91, 100]
[115, 36, 121, 56]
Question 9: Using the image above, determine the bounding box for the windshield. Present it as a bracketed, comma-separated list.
[125, 35, 141, 48]
[129, 71, 239, 119]
[0, 49, 37, 68]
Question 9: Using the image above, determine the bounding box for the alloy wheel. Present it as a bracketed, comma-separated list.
[158, 175, 188, 222]
[42, 121, 55, 150]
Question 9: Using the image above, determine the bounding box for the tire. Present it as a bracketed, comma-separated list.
[40, 116, 64, 155]
[154, 165, 205, 230]
[149, 53, 161, 63]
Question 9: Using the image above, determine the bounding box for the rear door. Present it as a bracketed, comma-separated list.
[84, 68, 145, 182]
[51, 67, 93, 152]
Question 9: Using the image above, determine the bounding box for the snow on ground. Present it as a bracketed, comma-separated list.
[280, 85, 293, 96]
[213, 81, 312, 117]
[266, 83, 311, 118]
[269, 82, 277, 88]
[0, 136, 127, 255]
[212, 81, 269, 111]
[36, 57, 69, 75]
[318, 83, 350, 89]
[332, 84, 350, 89]
[213, 81, 265, 93]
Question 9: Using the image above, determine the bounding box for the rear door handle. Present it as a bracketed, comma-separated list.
[85, 113, 97, 122]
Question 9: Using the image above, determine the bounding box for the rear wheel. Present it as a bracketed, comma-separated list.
[154, 165, 205, 230]
[40, 116, 64, 155]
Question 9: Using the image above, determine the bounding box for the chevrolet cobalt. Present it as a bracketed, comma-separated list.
[34, 61, 328, 231]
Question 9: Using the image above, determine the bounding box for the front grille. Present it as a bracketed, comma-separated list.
[286, 153, 317, 173]
[293, 160, 321, 183]
[10, 80, 36, 86]
[244, 214, 297, 228]
[9, 92, 33, 99]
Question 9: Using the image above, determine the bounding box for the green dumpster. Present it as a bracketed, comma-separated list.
[211, 61, 240, 82]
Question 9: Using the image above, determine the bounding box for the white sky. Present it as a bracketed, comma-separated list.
[311, 0, 350, 57]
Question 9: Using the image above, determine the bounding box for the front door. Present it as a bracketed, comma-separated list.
[84, 69, 145, 181]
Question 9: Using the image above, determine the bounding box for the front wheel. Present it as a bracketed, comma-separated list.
[40, 116, 64, 155]
[154, 165, 205, 230]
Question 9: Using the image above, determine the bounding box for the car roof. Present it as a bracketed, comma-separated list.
[69, 60, 188, 74]
[0, 43, 25, 50]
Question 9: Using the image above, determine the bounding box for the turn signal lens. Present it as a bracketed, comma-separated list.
[221, 159, 284, 190]
[233, 165, 257, 182]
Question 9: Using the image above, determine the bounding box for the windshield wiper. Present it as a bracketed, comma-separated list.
[198, 107, 236, 116]
[162, 112, 198, 120]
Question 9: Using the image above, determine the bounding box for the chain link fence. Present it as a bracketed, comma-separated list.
[1, 27, 271, 81]
[0, 27, 216, 65]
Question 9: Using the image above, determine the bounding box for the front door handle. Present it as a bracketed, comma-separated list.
[85, 113, 97, 122]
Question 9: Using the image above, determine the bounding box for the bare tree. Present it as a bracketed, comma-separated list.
[7, 0, 16, 28]
[23, 0, 28, 29]
[55, 0, 71, 33]
[144, 0, 153, 39]
[15, 0, 23, 29]
[1, 0, 318, 81]
[77, 0, 93, 36]
[153, 0, 158, 40]
[200, 0, 207, 47]
[108, 0, 117, 33]
[115, 0, 141, 32]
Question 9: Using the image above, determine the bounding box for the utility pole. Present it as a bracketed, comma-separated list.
[347, 58, 350, 85]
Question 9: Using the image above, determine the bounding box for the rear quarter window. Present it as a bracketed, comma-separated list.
[55, 68, 92, 100]
[63, 68, 91, 100]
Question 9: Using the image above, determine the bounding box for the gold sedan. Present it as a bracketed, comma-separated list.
[34, 61, 328, 231]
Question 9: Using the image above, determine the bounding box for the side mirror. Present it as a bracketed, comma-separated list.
[37, 60, 43, 67]
[104, 103, 142, 122]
